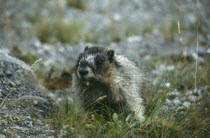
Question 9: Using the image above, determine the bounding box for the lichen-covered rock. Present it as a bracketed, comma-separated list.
[0, 51, 55, 137]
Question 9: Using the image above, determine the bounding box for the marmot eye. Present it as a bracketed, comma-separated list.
[95, 58, 104, 65]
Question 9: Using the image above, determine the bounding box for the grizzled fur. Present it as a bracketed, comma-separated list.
[71, 46, 149, 121]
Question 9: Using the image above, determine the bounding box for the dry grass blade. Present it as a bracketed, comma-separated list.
[95, 95, 107, 102]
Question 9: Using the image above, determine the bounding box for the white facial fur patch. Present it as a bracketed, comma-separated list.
[84, 54, 95, 64]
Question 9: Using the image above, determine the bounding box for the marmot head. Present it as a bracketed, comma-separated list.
[75, 46, 115, 85]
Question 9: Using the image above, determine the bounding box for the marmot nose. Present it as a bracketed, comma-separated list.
[79, 69, 88, 76]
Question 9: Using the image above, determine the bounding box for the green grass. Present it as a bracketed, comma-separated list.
[86, 20, 143, 44]
[46, 90, 208, 137]
[34, 18, 89, 44]
[66, 0, 88, 10]
[32, 16, 155, 45]
[43, 54, 209, 137]
[160, 18, 177, 42]
[10, 46, 39, 65]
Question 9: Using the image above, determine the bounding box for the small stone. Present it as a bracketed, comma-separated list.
[165, 82, 170, 88]
[2, 81, 7, 85]
[9, 81, 16, 87]
[167, 90, 180, 100]
[173, 98, 180, 105]
[0, 71, 4, 77]
[0, 134, 6, 138]
[177, 106, 186, 111]
[188, 95, 198, 102]
[182, 101, 191, 108]
[33, 100, 38, 105]
[5, 70, 12, 76]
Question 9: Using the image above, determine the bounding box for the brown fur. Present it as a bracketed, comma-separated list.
[71, 46, 150, 121]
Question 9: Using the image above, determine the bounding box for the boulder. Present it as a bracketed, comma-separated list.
[0, 51, 55, 137]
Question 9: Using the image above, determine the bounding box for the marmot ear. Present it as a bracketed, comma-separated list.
[107, 50, 114, 62]
[84, 46, 89, 51]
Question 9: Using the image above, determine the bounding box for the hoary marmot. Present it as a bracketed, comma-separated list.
[71, 46, 149, 121]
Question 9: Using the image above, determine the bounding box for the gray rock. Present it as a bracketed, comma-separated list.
[0, 51, 55, 137]
[0, 134, 6, 138]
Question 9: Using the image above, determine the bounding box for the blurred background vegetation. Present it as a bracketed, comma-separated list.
[1, 0, 209, 45]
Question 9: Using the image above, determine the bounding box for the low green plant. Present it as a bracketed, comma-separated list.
[47, 88, 208, 137]
[160, 18, 177, 42]
[34, 18, 89, 44]
[66, 0, 87, 10]
[20, 52, 39, 65]
[142, 22, 154, 34]
[86, 20, 142, 44]
[10, 48, 39, 65]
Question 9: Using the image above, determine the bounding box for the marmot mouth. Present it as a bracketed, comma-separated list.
[79, 76, 95, 81]
[79, 77, 95, 85]
[80, 80, 90, 86]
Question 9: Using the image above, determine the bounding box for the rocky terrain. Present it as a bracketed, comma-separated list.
[0, 51, 56, 137]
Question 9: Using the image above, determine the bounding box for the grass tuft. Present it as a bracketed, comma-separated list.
[34, 18, 89, 44]
[66, 0, 87, 10]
